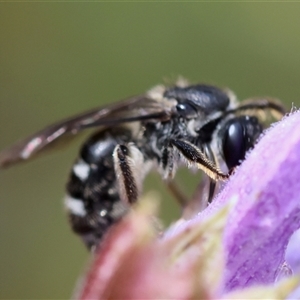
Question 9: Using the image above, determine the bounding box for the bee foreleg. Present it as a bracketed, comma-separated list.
[161, 145, 177, 180]
[171, 139, 229, 181]
[113, 143, 145, 205]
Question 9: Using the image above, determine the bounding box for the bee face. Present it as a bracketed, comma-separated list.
[0, 80, 285, 249]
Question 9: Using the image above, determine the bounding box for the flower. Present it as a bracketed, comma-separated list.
[75, 111, 300, 300]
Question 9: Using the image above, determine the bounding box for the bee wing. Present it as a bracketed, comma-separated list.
[0, 95, 175, 168]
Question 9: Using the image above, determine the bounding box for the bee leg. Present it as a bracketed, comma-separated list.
[171, 139, 229, 181]
[161, 145, 177, 180]
[182, 173, 212, 219]
[232, 98, 286, 120]
[203, 144, 218, 204]
[166, 181, 189, 207]
[182, 143, 219, 218]
[161, 145, 189, 207]
[113, 143, 146, 205]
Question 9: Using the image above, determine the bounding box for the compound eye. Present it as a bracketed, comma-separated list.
[222, 120, 247, 170]
[176, 102, 197, 118]
[221, 116, 263, 170]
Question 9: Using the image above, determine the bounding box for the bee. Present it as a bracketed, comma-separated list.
[0, 80, 285, 249]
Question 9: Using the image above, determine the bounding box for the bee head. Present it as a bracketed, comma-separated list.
[164, 84, 230, 119]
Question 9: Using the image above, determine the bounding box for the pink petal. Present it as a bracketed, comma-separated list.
[75, 200, 217, 300]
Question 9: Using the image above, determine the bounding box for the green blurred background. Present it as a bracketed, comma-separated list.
[1, 3, 300, 299]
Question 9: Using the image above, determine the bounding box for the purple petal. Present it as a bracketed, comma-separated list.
[200, 111, 300, 291]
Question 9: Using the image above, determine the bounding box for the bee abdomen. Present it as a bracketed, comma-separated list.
[65, 129, 131, 249]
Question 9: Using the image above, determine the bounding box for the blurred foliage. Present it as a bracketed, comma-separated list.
[1, 3, 300, 299]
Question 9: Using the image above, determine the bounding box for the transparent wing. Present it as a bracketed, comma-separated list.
[0, 95, 175, 168]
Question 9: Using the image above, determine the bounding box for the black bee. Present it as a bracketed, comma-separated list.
[0, 80, 285, 249]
